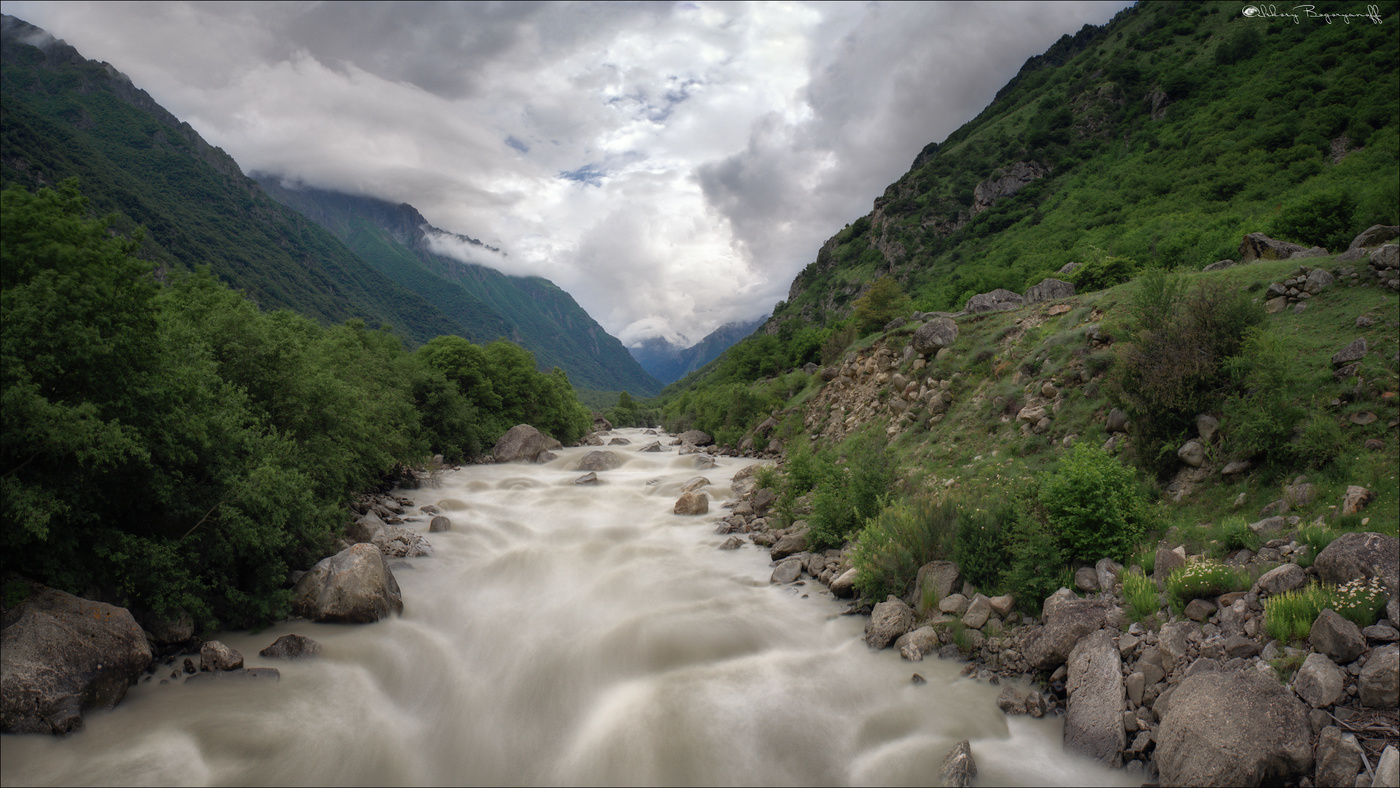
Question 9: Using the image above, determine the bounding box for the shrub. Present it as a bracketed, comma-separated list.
[808, 433, 896, 550]
[1290, 414, 1345, 469]
[1003, 508, 1070, 613]
[1220, 517, 1261, 553]
[852, 498, 959, 601]
[754, 465, 778, 491]
[852, 277, 912, 335]
[1167, 560, 1247, 611]
[1068, 254, 1140, 292]
[955, 503, 1013, 592]
[1123, 571, 1160, 623]
[1039, 443, 1154, 562]
[1265, 583, 1331, 643]
[1270, 190, 1358, 251]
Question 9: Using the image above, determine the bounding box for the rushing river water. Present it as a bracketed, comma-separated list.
[1, 429, 1131, 786]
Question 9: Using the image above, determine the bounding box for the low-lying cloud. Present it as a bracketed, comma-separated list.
[7, 1, 1130, 346]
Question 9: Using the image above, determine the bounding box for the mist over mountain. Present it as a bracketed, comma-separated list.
[628, 316, 768, 385]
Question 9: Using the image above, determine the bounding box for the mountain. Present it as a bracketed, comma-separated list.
[770, 0, 1397, 330]
[252, 179, 662, 396]
[628, 317, 768, 385]
[0, 15, 661, 396]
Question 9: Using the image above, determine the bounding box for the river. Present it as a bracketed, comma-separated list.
[0, 428, 1131, 786]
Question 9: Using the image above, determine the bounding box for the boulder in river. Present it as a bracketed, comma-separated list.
[865, 596, 914, 649]
[259, 634, 322, 660]
[1064, 629, 1125, 764]
[673, 429, 714, 447]
[938, 739, 977, 787]
[1, 583, 153, 734]
[492, 424, 562, 462]
[577, 450, 622, 472]
[200, 640, 244, 672]
[291, 544, 404, 623]
[428, 515, 452, 532]
[673, 491, 709, 515]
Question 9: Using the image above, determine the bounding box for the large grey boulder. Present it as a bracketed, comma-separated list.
[770, 558, 802, 584]
[939, 739, 977, 787]
[1, 585, 153, 734]
[291, 544, 404, 623]
[1349, 224, 1400, 250]
[1375, 745, 1400, 788]
[1293, 652, 1345, 708]
[673, 491, 708, 515]
[1064, 629, 1125, 764]
[1239, 232, 1306, 262]
[492, 424, 562, 462]
[1252, 563, 1308, 597]
[1314, 726, 1365, 788]
[200, 640, 244, 672]
[1156, 669, 1313, 786]
[1313, 531, 1398, 589]
[1024, 278, 1075, 304]
[259, 634, 322, 660]
[1022, 599, 1118, 671]
[372, 524, 433, 558]
[577, 450, 622, 472]
[965, 288, 1025, 314]
[961, 594, 992, 630]
[865, 596, 914, 650]
[770, 528, 809, 560]
[911, 318, 959, 355]
[1359, 644, 1399, 708]
[912, 561, 961, 608]
[830, 568, 858, 599]
[895, 627, 940, 661]
[1311, 609, 1366, 664]
[674, 430, 714, 447]
[1330, 337, 1368, 368]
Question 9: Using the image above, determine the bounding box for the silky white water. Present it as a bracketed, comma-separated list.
[0, 429, 1131, 786]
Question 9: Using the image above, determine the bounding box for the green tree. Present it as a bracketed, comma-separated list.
[852, 277, 911, 334]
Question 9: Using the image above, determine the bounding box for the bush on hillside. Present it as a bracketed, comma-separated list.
[852, 497, 959, 602]
[1270, 190, 1357, 252]
[852, 277, 912, 335]
[807, 433, 895, 550]
[1039, 443, 1154, 562]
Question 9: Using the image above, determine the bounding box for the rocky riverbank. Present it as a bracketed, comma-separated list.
[705, 448, 1400, 787]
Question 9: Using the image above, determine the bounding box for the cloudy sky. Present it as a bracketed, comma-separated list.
[9, 0, 1130, 347]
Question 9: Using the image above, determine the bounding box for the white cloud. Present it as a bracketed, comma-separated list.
[6, 0, 1131, 346]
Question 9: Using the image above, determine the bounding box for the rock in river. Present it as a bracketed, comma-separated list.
[291, 544, 404, 623]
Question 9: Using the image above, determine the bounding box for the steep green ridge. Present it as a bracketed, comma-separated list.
[0, 16, 464, 346]
[774, 0, 1397, 326]
[254, 179, 663, 396]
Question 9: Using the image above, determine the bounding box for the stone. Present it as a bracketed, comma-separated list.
[258, 634, 321, 660]
[830, 568, 858, 598]
[1314, 726, 1365, 788]
[1064, 629, 1125, 764]
[770, 558, 802, 584]
[1331, 337, 1368, 368]
[1253, 562, 1308, 596]
[1, 584, 153, 734]
[962, 594, 992, 630]
[1341, 488, 1379, 517]
[1349, 224, 1400, 250]
[912, 561, 961, 608]
[1022, 599, 1118, 671]
[184, 668, 280, 684]
[996, 685, 1027, 715]
[577, 450, 622, 472]
[964, 288, 1025, 314]
[673, 491, 709, 515]
[1024, 278, 1075, 304]
[1178, 439, 1206, 468]
[1156, 669, 1312, 786]
[989, 594, 1015, 618]
[1159, 620, 1196, 674]
[1240, 232, 1307, 262]
[938, 593, 968, 615]
[1125, 672, 1145, 706]
[1074, 566, 1099, 592]
[1363, 624, 1399, 642]
[770, 529, 809, 560]
[1294, 652, 1345, 708]
[939, 739, 976, 788]
[1222, 459, 1254, 478]
[1314, 531, 1396, 586]
[200, 640, 243, 672]
[895, 627, 939, 661]
[680, 476, 710, 494]
[372, 524, 433, 559]
[291, 544, 404, 624]
[866, 596, 915, 649]
[1196, 414, 1220, 443]
[491, 424, 562, 462]
[1375, 745, 1399, 788]
[1223, 634, 1260, 659]
[640, 441, 663, 452]
[675, 430, 714, 447]
[1304, 268, 1335, 294]
[719, 536, 744, 550]
[1184, 598, 1216, 622]
[1311, 609, 1366, 664]
[574, 472, 599, 485]
[1358, 644, 1399, 708]
[1155, 547, 1186, 590]
[911, 318, 959, 355]
[428, 515, 452, 532]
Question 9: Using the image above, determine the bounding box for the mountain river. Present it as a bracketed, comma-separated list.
[1, 428, 1131, 786]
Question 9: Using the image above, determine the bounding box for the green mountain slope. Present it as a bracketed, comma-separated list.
[0, 15, 465, 346]
[252, 179, 663, 396]
[628, 317, 769, 384]
[775, 0, 1397, 327]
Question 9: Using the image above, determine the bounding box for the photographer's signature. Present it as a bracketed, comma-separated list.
[1241, 4, 1384, 23]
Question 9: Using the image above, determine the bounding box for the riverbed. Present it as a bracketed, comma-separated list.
[0, 429, 1131, 786]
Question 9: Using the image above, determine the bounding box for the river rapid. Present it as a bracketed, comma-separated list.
[1, 429, 1131, 786]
